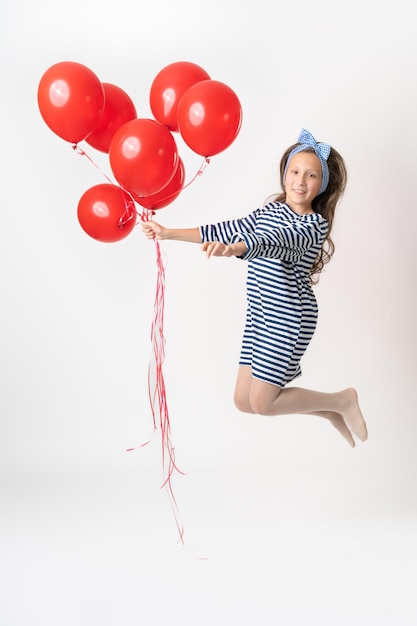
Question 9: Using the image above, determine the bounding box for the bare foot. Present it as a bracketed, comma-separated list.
[325, 412, 356, 448]
[341, 388, 368, 442]
[306, 411, 355, 447]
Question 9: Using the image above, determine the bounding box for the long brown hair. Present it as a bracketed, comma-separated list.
[274, 143, 347, 284]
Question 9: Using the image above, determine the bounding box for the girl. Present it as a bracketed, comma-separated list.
[142, 129, 368, 447]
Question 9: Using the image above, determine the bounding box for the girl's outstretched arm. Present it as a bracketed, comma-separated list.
[142, 220, 248, 258]
[142, 220, 202, 243]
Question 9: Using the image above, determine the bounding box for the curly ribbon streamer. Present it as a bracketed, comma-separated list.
[148, 231, 186, 543]
[73, 144, 210, 547]
[130, 227, 209, 558]
[125, 211, 185, 544]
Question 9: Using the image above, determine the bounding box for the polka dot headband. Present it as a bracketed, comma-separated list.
[284, 128, 331, 195]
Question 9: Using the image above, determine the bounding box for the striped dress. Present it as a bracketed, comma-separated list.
[199, 201, 329, 387]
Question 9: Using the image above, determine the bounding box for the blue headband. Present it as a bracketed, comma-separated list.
[284, 128, 331, 195]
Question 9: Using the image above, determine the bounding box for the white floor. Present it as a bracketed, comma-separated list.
[2, 458, 416, 626]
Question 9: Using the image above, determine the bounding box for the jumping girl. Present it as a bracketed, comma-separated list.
[142, 129, 368, 447]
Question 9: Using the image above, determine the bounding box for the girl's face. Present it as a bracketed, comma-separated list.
[284, 151, 322, 214]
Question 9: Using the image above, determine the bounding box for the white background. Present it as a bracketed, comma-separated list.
[1, 0, 416, 624]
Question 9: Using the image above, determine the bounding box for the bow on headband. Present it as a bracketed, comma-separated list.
[283, 128, 331, 195]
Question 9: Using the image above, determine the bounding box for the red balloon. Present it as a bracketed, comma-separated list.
[77, 184, 137, 242]
[109, 118, 179, 197]
[85, 83, 137, 153]
[134, 158, 185, 210]
[150, 61, 210, 131]
[37, 61, 104, 143]
[177, 80, 242, 157]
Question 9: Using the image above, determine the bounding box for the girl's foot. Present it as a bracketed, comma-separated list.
[341, 388, 368, 442]
[325, 412, 356, 447]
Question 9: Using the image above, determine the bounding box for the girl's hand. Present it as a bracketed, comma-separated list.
[142, 220, 166, 240]
[201, 241, 247, 258]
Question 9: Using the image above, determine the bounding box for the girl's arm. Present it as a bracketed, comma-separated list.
[230, 218, 328, 262]
[142, 220, 202, 243]
[142, 219, 249, 257]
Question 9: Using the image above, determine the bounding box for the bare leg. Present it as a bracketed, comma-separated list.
[233, 367, 367, 445]
[249, 379, 368, 442]
[234, 365, 255, 414]
[305, 411, 356, 447]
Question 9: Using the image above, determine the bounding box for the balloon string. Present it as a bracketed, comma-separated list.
[72, 143, 140, 229]
[134, 157, 211, 211]
[72, 145, 203, 545]
[182, 156, 211, 190]
[73, 144, 210, 215]
[119, 201, 139, 228]
[128, 215, 185, 544]
[151, 237, 185, 543]
[72, 143, 115, 185]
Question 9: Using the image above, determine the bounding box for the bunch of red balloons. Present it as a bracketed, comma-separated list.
[37, 60, 242, 243]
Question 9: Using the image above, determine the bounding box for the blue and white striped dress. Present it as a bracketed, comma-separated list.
[199, 201, 329, 387]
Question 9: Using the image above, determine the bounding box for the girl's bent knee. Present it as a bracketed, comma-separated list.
[250, 399, 271, 416]
[250, 390, 281, 416]
[233, 394, 253, 414]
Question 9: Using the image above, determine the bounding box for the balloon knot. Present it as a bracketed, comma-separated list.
[72, 144, 86, 157]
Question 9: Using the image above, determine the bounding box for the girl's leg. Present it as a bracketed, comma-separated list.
[249, 379, 368, 442]
[233, 368, 365, 445]
[233, 365, 255, 414]
[305, 411, 356, 447]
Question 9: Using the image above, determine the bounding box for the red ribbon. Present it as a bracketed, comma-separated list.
[149, 234, 186, 543]
[127, 211, 186, 544]
[73, 143, 210, 546]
